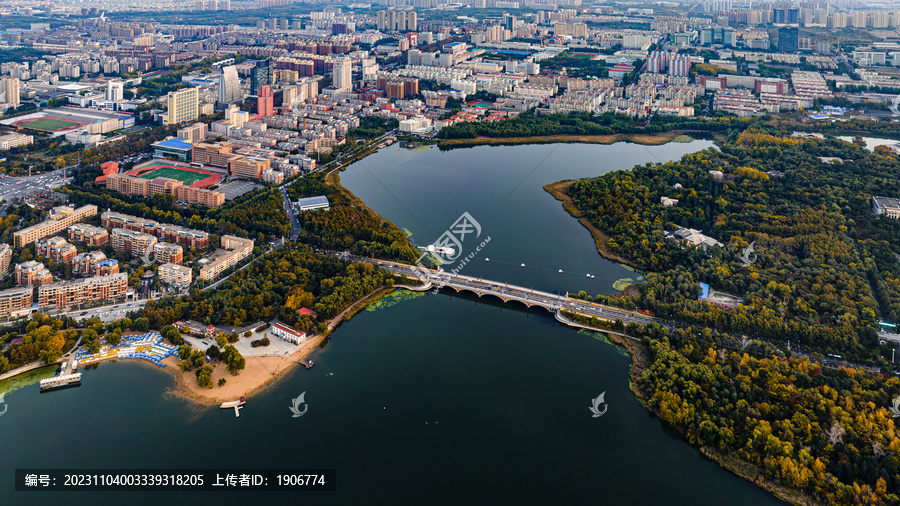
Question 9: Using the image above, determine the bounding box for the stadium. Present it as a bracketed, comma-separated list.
[128, 160, 224, 188]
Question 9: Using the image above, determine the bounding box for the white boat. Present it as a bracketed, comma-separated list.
[520, 263, 525, 268]
[558, 269, 563, 274]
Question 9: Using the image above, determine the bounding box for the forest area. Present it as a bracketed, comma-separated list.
[558, 129, 900, 504]
[141, 243, 395, 333]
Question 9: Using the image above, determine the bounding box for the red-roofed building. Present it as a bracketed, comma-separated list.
[298, 307, 318, 318]
[609, 64, 635, 80]
[272, 322, 306, 344]
[95, 161, 119, 184]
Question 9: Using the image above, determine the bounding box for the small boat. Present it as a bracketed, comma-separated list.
[520, 263, 525, 268]
[591, 275, 595, 279]
[558, 269, 563, 274]
[485, 258, 489, 262]
[586, 273, 591, 278]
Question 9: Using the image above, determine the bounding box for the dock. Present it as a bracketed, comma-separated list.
[220, 397, 246, 417]
[298, 360, 313, 370]
[39, 372, 82, 392]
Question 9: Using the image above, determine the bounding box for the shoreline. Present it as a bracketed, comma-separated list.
[545, 183, 818, 506]
[162, 286, 394, 407]
[161, 333, 327, 407]
[437, 131, 696, 149]
[543, 180, 638, 268]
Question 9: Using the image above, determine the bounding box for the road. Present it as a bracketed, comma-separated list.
[279, 185, 300, 240]
[53, 300, 148, 324]
[364, 258, 665, 329]
[0, 167, 72, 201]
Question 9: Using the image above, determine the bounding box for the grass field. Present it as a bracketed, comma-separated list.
[19, 118, 79, 131]
[569, 53, 597, 59]
[138, 167, 208, 185]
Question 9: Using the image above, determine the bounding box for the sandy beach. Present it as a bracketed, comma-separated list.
[162, 333, 327, 406]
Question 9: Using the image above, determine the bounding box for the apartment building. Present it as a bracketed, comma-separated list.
[0, 133, 33, 150]
[14, 205, 98, 247]
[159, 262, 192, 287]
[153, 242, 184, 264]
[0, 286, 33, 319]
[35, 236, 78, 263]
[192, 142, 237, 168]
[164, 86, 199, 125]
[173, 185, 225, 207]
[15, 260, 53, 287]
[72, 250, 119, 277]
[111, 228, 158, 256]
[199, 235, 254, 281]
[156, 223, 210, 249]
[0, 243, 11, 280]
[101, 211, 209, 249]
[106, 173, 151, 195]
[229, 156, 269, 180]
[68, 223, 109, 247]
[176, 122, 208, 144]
[38, 273, 129, 309]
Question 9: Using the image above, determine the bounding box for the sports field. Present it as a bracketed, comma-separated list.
[18, 117, 80, 131]
[128, 162, 224, 188]
[138, 167, 209, 185]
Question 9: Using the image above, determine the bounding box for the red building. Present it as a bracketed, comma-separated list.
[257, 85, 274, 118]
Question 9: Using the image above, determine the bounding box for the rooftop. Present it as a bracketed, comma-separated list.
[154, 137, 193, 150]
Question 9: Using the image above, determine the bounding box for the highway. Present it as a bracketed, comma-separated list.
[0, 167, 71, 201]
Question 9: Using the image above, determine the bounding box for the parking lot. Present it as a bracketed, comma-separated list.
[217, 180, 263, 200]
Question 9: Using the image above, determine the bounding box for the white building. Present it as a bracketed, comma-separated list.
[332, 56, 353, 93]
[272, 322, 306, 344]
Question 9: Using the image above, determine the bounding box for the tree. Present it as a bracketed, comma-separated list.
[196, 364, 213, 388]
[218, 378, 226, 387]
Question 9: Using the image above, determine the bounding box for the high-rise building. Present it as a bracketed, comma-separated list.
[503, 13, 517, 31]
[105, 79, 123, 102]
[250, 59, 273, 92]
[218, 65, 241, 105]
[0, 244, 11, 280]
[396, 11, 406, 31]
[332, 56, 353, 92]
[377, 11, 387, 30]
[777, 27, 799, 52]
[647, 51, 669, 73]
[164, 87, 199, 125]
[256, 85, 274, 118]
[0, 76, 21, 108]
[407, 11, 417, 31]
[669, 54, 692, 77]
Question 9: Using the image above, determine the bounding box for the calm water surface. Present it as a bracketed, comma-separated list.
[1, 140, 782, 505]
